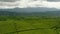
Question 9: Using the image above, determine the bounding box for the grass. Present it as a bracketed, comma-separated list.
[0, 16, 60, 34]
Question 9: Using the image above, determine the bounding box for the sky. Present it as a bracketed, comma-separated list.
[0, 0, 60, 9]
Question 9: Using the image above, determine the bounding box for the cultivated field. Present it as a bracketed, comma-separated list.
[0, 16, 60, 34]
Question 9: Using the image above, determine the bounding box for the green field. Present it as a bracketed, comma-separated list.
[0, 16, 60, 34]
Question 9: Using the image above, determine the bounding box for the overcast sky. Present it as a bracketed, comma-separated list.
[0, 0, 60, 9]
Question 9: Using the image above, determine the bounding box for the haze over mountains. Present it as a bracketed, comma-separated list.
[0, 7, 59, 12]
[0, 7, 60, 16]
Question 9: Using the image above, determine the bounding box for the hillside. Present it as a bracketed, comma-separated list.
[0, 7, 59, 12]
[0, 10, 60, 17]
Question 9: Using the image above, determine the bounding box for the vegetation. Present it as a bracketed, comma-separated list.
[0, 16, 60, 34]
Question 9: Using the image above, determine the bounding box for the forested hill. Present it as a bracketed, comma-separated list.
[0, 7, 59, 12]
[0, 11, 60, 16]
[0, 11, 19, 16]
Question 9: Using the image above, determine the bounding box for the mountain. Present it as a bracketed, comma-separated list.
[0, 11, 20, 16]
[0, 7, 59, 12]
[0, 7, 60, 16]
[0, 10, 60, 17]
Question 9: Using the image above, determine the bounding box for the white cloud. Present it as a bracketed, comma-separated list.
[0, 0, 60, 9]
[0, 0, 19, 2]
[47, 0, 60, 2]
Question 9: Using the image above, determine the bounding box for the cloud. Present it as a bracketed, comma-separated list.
[0, 0, 60, 9]
[0, 0, 19, 2]
[47, 0, 60, 2]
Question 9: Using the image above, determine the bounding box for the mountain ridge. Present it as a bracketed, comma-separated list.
[0, 10, 60, 16]
[0, 7, 59, 12]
